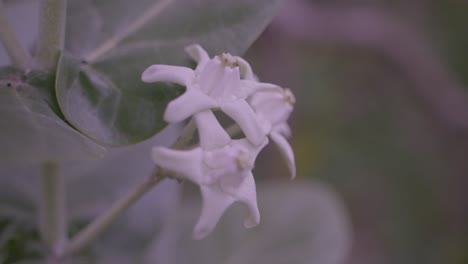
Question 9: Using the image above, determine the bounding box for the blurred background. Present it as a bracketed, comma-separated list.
[2, 0, 468, 263]
[248, 0, 468, 263]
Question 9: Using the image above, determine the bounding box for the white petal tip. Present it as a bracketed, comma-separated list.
[288, 161, 297, 180]
[141, 65, 159, 82]
[244, 217, 260, 229]
[141, 65, 193, 85]
[290, 171, 297, 180]
[192, 225, 213, 240]
[163, 111, 182, 123]
[150, 147, 164, 164]
[185, 44, 209, 63]
[184, 44, 202, 53]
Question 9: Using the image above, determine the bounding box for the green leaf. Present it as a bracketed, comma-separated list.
[57, 0, 284, 145]
[66, 0, 284, 60]
[63, 127, 182, 262]
[56, 53, 182, 145]
[0, 67, 105, 164]
[142, 181, 351, 264]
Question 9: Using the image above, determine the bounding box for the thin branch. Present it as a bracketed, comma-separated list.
[64, 169, 164, 256]
[65, 121, 197, 256]
[35, 0, 67, 71]
[172, 119, 197, 149]
[0, 1, 30, 68]
[39, 161, 67, 257]
[273, 1, 468, 131]
[84, 0, 174, 62]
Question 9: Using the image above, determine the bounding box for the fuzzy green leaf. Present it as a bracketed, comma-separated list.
[0, 67, 105, 164]
[57, 0, 284, 145]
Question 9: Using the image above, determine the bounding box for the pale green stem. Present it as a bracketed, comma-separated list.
[226, 123, 241, 137]
[172, 119, 197, 149]
[64, 169, 164, 256]
[35, 0, 67, 71]
[65, 121, 197, 256]
[39, 161, 67, 257]
[0, 1, 30, 68]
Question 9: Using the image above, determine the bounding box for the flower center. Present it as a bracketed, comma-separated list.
[219, 53, 239, 68]
[236, 150, 253, 170]
[283, 88, 296, 105]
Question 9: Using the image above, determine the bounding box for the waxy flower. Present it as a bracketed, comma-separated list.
[152, 110, 267, 239]
[141, 44, 278, 146]
[143, 44, 297, 239]
[249, 88, 296, 178]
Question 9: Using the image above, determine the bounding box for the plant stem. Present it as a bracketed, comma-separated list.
[172, 119, 197, 149]
[35, 0, 67, 71]
[65, 121, 197, 256]
[0, 1, 30, 68]
[226, 123, 241, 137]
[84, 0, 173, 62]
[39, 161, 67, 257]
[64, 169, 164, 256]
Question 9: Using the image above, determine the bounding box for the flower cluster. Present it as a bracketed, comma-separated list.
[141, 44, 296, 239]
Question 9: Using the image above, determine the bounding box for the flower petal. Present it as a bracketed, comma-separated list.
[274, 123, 292, 138]
[221, 100, 267, 146]
[237, 57, 255, 80]
[164, 89, 218, 123]
[193, 185, 236, 239]
[193, 172, 260, 239]
[237, 80, 282, 98]
[270, 132, 296, 179]
[185, 44, 210, 70]
[199, 58, 224, 94]
[211, 66, 240, 98]
[232, 137, 269, 163]
[194, 110, 230, 150]
[220, 172, 260, 228]
[141, 65, 193, 86]
[152, 146, 204, 183]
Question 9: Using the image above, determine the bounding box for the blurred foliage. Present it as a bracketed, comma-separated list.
[3, 0, 468, 264]
[0, 218, 41, 264]
[245, 0, 468, 264]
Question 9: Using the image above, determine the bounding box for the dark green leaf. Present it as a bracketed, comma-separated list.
[0, 67, 105, 164]
[56, 53, 182, 145]
[58, 0, 284, 145]
[143, 182, 351, 264]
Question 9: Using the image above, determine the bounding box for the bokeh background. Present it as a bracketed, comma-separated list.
[2, 0, 468, 263]
[248, 1, 468, 263]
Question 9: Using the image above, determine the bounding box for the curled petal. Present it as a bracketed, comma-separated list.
[185, 44, 210, 70]
[234, 138, 269, 162]
[194, 172, 260, 239]
[193, 185, 236, 239]
[164, 89, 218, 123]
[152, 147, 204, 183]
[221, 172, 260, 228]
[270, 132, 296, 179]
[274, 123, 292, 138]
[249, 89, 283, 108]
[142, 65, 193, 86]
[238, 80, 282, 98]
[221, 100, 267, 146]
[237, 57, 255, 80]
[194, 110, 230, 150]
[199, 58, 224, 94]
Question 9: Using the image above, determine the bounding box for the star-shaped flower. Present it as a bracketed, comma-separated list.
[152, 110, 267, 239]
[141, 44, 278, 146]
[249, 87, 296, 178]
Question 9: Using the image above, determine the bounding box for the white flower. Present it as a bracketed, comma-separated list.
[145, 44, 297, 239]
[141, 44, 278, 146]
[249, 88, 296, 178]
[152, 110, 267, 239]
